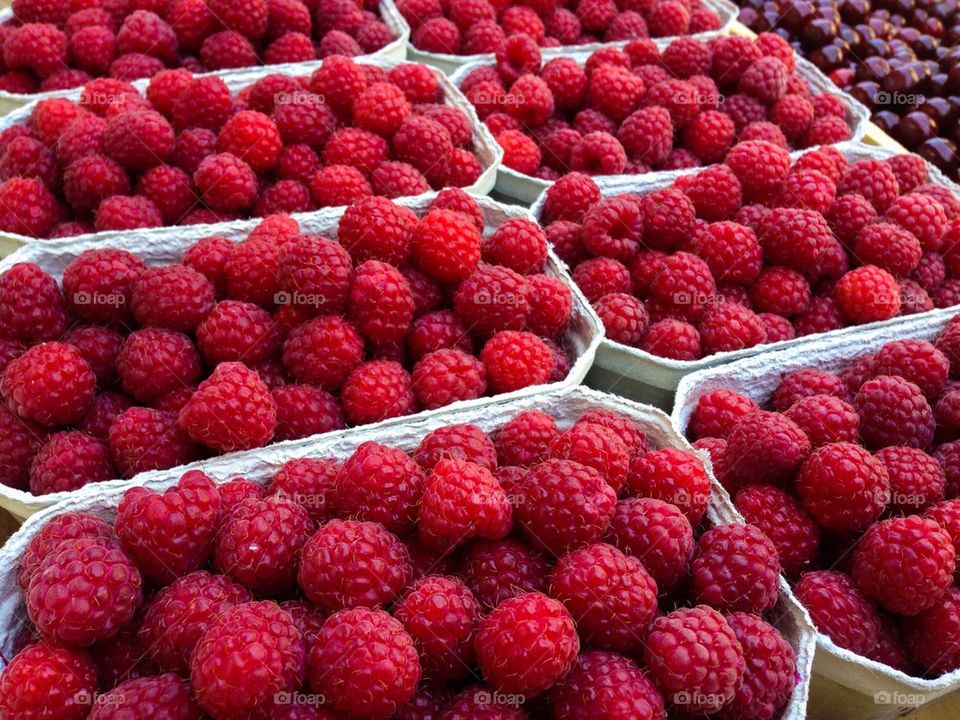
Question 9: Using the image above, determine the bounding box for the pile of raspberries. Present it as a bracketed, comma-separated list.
[0, 0, 396, 94]
[459, 33, 854, 180]
[0, 191, 579, 496]
[540, 144, 960, 361]
[403, 0, 722, 56]
[0, 56, 487, 238]
[0, 407, 800, 719]
[687, 317, 960, 677]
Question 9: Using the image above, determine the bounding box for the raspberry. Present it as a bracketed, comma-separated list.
[26, 537, 142, 646]
[541, 174, 597, 226]
[783, 394, 859, 448]
[298, 519, 411, 611]
[517, 459, 616, 554]
[480, 220, 547, 276]
[412, 209, 482, 284]
[641, 318, 701, 360]
[795, 441, 890, 531]
[579, 197, 641, 261]
[127, 265, 215, 333]
[179, 361, 276, 452]
[454, 264, 528, 337]
[412, 16, 460, 52]
[0, 642, 97, 720]
[308, 607, 420, 717]
[852, 222, 922, 277]
[594, 293, 648, 347]
[838, 159, 900, 213]
[455, 539, 548, 614]
[741, 120, 789, 148]
[904, 587, 960, 675]
[412, 349, 487, 410]
[853, 516, 955, 615]
[0, 263, 69, 343]
[94, 194, 163, 231]
[193, 153, 258, 213]
[28, 431, 112, 495]
[648, 251, 716, 322]
[855, 375, 934, 450]
[699, 303, 766, 355]
[371, 159, 428, 198]
[191, 601, 302, 717]
[0, 176, 60, 237]
[2, 342, 95, 428]
[724, 140, 790, 201]
[737, 56, 788, 104]
[692, 523, 781, 614]
[735, 484, 818, 579]
[213, 495, 312, 595]
[525, 274, 572, 338]
[495, 129, 540, 175]
[272, 385, 344, 442]
[305, 165, 369, 207]
[689, 389, 758, 440]
[685, 165, 744, 221]
[827, 193, 877, 247]
[265, 458, 336, 524]
[116, 328, 201, 404]
[682, 110, 735, 164]
[491, 412, 554, 469]
[0, 136, 59, 191]
[549, 543, 656, 654]
[18, 512, 114, 592]
[275, 234, 352, 317]
[758, 208, 832, 275]
[108, 407, 198, 477]
[480, 330, 554, 394]
[3, 23, 67, 79]
[644, 606, 744, 714]
[547, 422, 629, 493]
[282, 316, 365, 392]
[771, 368, 848, 411]
[100, 110, 175, 174]
[341, 360, 417, 426]
[720, 613, 796, 720]
[887, 154, 929, 194]
[723, 411, 810, 489]
[407, 310, 471, 361]
[172, 127, 217, 174]
[194, 300, 278, 366]
[138, 571, 250, 673]
[834, 265, 902, 324]
[885, 193, 948, 253]
[474, 592, 578, 696]
[873, 339, 949, 398]
[88, 674, 203, 719]
[795, 570, 881, 655]
[347, 260, 414, 345]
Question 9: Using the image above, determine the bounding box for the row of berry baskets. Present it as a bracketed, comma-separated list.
[0, 0, 739, 111]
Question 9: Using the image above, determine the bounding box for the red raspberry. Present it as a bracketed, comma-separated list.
[139, 571, 250, 673]
[795, 570, 881, 655]
[771, 368, 849, 411]
[579, 197, 641, 261]
[853, 516, 955, 615]
[628, 447, 710, 523]
[26, 537, 142, 646]
[685, 165, 744, 221]
[0, 263, 69, 343]
[496, 129, 541, 175]
[298, 519, 412, 611]
[526, 274, 572, 338]
[828, 193, 877, 247]
[108, 407, 198, 477]
[547, 422, 629, 493]
[709, 35, 761, 86]
[724, 140, 790, 201]
[904, 587, 960, 675]
[95, 194, 164, 231]
[102, 110, 175, 173]
[517, 459, 616, 554]
[272, 385, 344, 442]
[480, 330, 554, 394]
[474, 592, 578, 696]
[88, 674, 202, 719]
[877, 446, 945, 513]
[641, 318, 701, 360]
[720, 613, 797, 720]
[214, 495, 312, 594]
[682, 110, 735, 163]
[370, 160, 430, 197]
[593, 293, 647, 347]
[412, 349, 487, 410]
[837, 159, 900, 213]
[308, 164, 371, 207]
[648, 251, 716, 322]
[426, 189, 483, 232]
[493, 410, 557, 468]
[113, 470, 219, 584]
[394, 575, 481, 681]
[179, 361, 276, 452]
[699, 303, 766, 355]
[738, 56, 788, 104]
[851, 222, 922, 277]
[457, 538, 548, 612]
[334, 441, 425, 535]
[392, 115, 453, 186]
[454, 264, 528, 337]
[0, 643, 97, 720]
[926, 501, 960, 574]
[116, 327, 201, 403]
[128, 265, 215, 333]
[735, 485, 818, 579]
[873, 338, 949, 398]
[407, 310, 471, 360]
[412, 16, 460, 52]
[834, 265, 901, 324]
[191, 601, 303, 717]
[741, 120, 789, 148]
[0, 135, 59, 191]
[29, 431, 113, 495]
[884, 193, 948, 253]
[348, 260, 414, 344]
[541, 172, 600, 223]
[282, 316, 364, 391]
[17, 512, 114, 591]
[195, 300, 279, 366]
[64, 153, 133, 213]
[758, 208, 832, 275]
[641, 189, 697, 253]
[412, 209, 482, 284]
[276, 234, 352, 317]
[267, 457, 338, 524]
[3, 23, 67, 79]
[341, 360, 417, 426]
[723, 410, 810, 488]
[0, 176, 60, 237]
[644, 606, 745, 714]
[3, 342, 95, 428]
[802, 115, 852, 146]
[796, 441, 890, 531]
[172, 127, 217, 174]
[550, 542, 656, 653]
[193, 152, 258, 213]
[783, 394, 859, 448]
[887, 154, 929, 194]
[855, 374, 934, 450]
[482, 219, 546, 275]
[692, 522, 781, 613]
[689, 389, 758, 440]
[134, 165, 195, 224]
[308, 607, 420, 717]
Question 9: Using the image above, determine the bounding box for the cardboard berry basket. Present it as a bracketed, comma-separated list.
[0, 0, 411, 117]
[407, 0, 739, 75]
[528, 141, 960, 408]
[0, 54, 503, 258]
[0, 383, 816, 720]
[450, 45, 870, 205]
[0, 193, 601, 520]
[672, 311, 960, 720]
